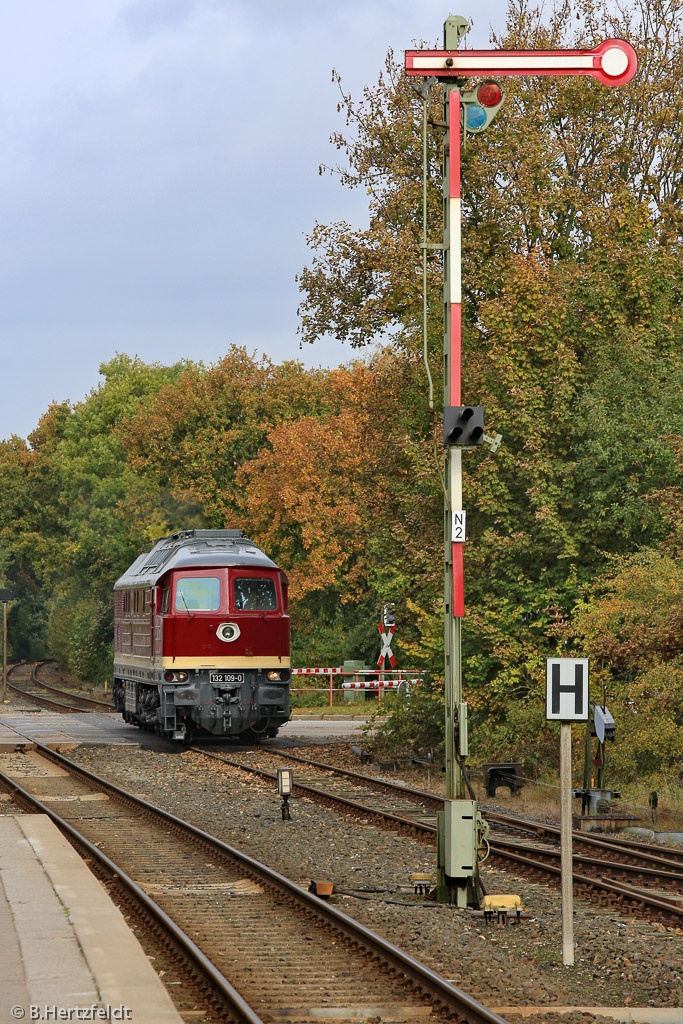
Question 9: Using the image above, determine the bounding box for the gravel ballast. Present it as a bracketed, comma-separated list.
[67, 742, 683, 1021]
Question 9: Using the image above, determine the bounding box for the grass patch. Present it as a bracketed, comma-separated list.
[290, 703, 376, 716]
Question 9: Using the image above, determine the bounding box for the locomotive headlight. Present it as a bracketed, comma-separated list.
[216, 622, 241, 643]
[267, 671, 282, 681]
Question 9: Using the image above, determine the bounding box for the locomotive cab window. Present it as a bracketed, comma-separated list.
[175, 576, 220, 611]
[234, 577, 278, 611]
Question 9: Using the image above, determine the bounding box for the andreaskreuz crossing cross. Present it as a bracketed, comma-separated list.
[377, 624, 396, 669]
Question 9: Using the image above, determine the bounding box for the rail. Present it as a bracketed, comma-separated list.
[195, 747, 683, 928]
[1, 741, 510, 1024]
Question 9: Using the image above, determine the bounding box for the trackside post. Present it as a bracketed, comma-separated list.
[0, 588, 14, 704]
[546, 656, 590, 964]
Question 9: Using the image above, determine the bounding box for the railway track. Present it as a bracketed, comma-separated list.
[6, 661, 114, 713]
[0, 742, 509, 1024]
[193, 746, 683, 928]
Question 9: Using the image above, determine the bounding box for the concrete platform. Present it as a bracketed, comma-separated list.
[0, 814, 182, 1024]
[279, 717, 366, 739]
[573, 812, 641, 833]
[493, 1008, 683, 1022]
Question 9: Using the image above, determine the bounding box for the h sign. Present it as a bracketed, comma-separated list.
[546, 658, 589, 722]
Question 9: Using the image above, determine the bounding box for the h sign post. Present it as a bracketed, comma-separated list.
[546, 657, 590, 967]
[546, 658, 589, 721]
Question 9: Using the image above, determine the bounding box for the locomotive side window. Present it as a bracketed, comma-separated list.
[160, 588, 170, 614]
[176, 576, 220, 611]
[234, 577, 278, 611]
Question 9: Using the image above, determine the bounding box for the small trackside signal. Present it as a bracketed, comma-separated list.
[443, 406, 485, 446]
[461, 80, 504, 133]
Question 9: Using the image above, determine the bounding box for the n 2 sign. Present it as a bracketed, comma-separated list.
[452, 511, 466, 543]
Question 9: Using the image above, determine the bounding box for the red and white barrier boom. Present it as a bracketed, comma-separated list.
[344, 680, 399, 689]
[406, 16, 636, 911]
[291, 668, 423, 706]
[291, 667, 344, 675]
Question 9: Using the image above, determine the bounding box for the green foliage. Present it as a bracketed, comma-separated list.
[0, 354, 192, 681]
[48, 590, 113, 684]
[120, 347, 334, 525]
[571, 536, 683, 781]
[290, 689, 331, 708]
[364, 681, 446, 760]
[6, 590, 49, 662]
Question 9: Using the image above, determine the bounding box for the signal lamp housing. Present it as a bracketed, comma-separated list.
[443, 406, 485, 446]
[277, 766, 294, 821]
[277, 767, 293, 796]
[461, 80, 505, 134]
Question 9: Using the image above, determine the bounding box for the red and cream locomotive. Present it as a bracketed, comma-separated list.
[113, 529, 291, 741]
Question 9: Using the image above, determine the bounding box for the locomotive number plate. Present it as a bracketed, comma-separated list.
[210, 672, 245, 684]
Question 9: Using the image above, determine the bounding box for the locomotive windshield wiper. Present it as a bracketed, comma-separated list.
[180, 592, 193, 620]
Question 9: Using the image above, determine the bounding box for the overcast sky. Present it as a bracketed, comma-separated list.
[0, 0, 509, 441]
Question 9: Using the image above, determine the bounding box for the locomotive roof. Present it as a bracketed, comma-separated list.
[114, 529, 278, 589]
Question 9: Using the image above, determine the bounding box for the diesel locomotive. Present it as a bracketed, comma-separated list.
[112, 529, 291, 741]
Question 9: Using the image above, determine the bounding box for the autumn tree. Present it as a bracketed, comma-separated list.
[0, 354, 190, 676]
[296, 0, 683, 761]
[120, 347, 335, 525]
[237, 350, 442, 666]
[569, 438, 683, 779]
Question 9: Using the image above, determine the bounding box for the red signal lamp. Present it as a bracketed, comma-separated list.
[477, 81, 502, 106]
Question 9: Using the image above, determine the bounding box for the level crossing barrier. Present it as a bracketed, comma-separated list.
[290, 668, 424, 707]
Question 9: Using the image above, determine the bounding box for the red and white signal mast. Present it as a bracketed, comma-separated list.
[405, 17, 636, 910]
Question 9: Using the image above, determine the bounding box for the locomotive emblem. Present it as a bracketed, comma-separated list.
[216, 622, 241, 643]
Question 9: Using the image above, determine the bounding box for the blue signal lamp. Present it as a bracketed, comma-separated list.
[461, 80, 505, 134]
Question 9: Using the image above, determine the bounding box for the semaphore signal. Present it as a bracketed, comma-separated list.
[405, 15, 637, 918]
[406, 38, 637, 87]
